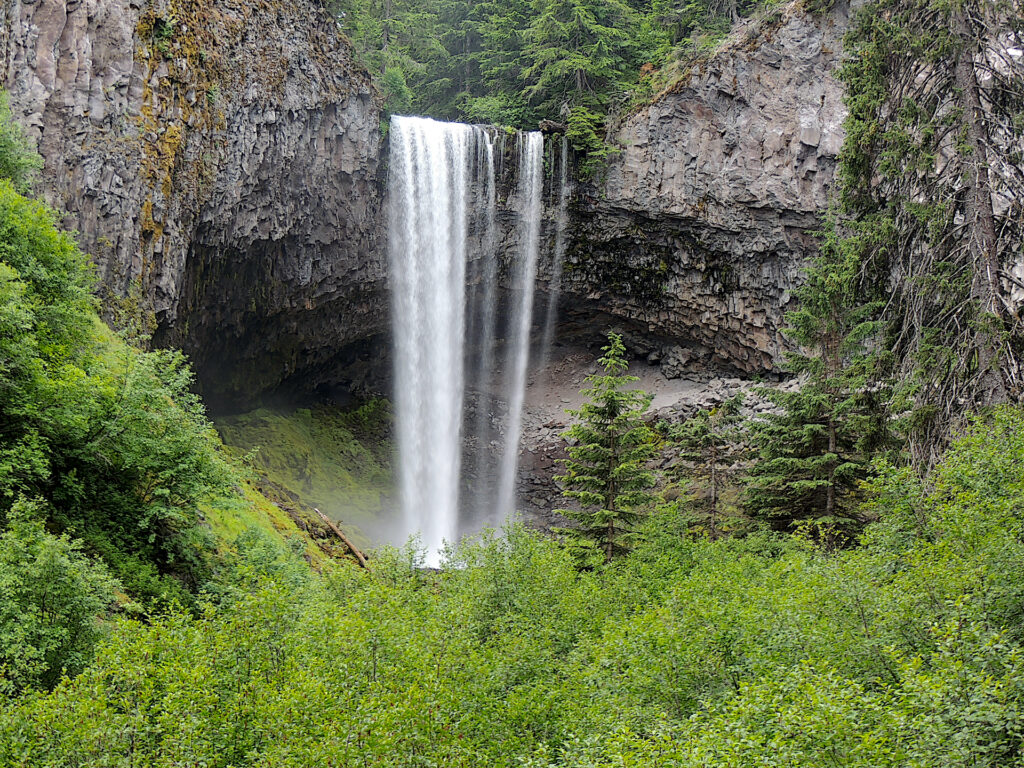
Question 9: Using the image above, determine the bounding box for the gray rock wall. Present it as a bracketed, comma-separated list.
[1, 0, 854, 407]
[563, 2, 852, 374]
[0, 0, 384, 409]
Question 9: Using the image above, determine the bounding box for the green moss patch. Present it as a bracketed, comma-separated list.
[215, 400, 393, 545]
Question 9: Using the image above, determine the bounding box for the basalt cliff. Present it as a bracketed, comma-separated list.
[1, 0, 851, 408]
[559, 2, 851, 376]
[1, 0, 384, 409]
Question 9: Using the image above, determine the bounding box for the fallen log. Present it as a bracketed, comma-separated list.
[314, 508, 370, 569]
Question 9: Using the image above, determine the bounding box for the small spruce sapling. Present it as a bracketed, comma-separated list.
[670, 392, 747, 539]
[555, 332, 656, 564]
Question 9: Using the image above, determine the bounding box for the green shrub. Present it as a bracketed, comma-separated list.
[0, 178, 235, 607]
[0, 93, 42, 194]
[381, 66, 413, 114]
[0, 500, 119, 694]
[3, 407, 1024, 766]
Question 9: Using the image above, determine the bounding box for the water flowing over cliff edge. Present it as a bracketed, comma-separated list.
[1, 0, 852, 414]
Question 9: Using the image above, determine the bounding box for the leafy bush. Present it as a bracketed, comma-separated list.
[381, 66, 413, 114]
[0, 93, 42, 194]
[0, 179, 235, 606]
[0, 500, 118, 694]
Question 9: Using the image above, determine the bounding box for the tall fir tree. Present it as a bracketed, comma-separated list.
[746, 218, 893, 538]
[839, 0, 1024, 464]
[555, 332, 656, 563]
[521, 0, 639, 113]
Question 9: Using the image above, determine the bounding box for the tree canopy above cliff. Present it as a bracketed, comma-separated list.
[330, 0, 792, 129]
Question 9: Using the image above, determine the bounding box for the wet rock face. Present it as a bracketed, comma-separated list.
[566, 2, 852, 374]
[0, 0, 384, 409]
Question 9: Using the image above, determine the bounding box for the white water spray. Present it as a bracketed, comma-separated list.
[389, 116, 544, 564]
[496, 133, 544, 520]
[468, 132, 501, 524]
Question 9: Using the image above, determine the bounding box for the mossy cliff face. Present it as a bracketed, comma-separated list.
[0, 0, 384, 409]
[562, 1, 854, 375]
[215, 401, 393, 547]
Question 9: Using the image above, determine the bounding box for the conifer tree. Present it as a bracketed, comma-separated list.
[555, 332, 656, 563]
[839, 0, 1024, 463]
[522, 0, 640, 118]
[671, 392, 746, 539]
[746, 220, 892, 537]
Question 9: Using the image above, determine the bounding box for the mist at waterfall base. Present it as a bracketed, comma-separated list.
[387, 115, 568, 566]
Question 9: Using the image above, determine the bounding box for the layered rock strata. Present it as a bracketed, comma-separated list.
[561, 2, 852, 375]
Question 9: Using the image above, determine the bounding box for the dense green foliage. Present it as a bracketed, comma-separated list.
[0, 501, 118, 694]
[3, 410, 1024, 765]
[331, 0, 791, 142]
[0, 176, 236, 605]
[0, 97, 349, 695]
[0, 100, 311, 662]
[555, 333, 656, 563]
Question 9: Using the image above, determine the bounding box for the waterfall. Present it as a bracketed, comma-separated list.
[388, 115, 544, 564]
[389, 117, 471, 562]
[495, 132, 544, 521]
[466, 131, 501, 529]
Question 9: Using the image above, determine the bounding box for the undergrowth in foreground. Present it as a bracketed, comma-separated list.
[3, 409, 1023, 767]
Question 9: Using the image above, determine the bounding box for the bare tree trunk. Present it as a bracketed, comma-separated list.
[826, 416, 837, 520]
[381, 0, 393, 73]
[709, 442, 719, 539]
[955, 6, 1008, 404]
